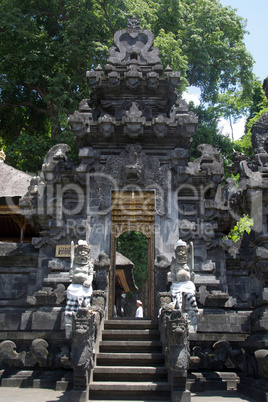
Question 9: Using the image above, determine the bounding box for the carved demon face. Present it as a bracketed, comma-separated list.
[175, 245, 190, 265]
[74, 245, 90, 265]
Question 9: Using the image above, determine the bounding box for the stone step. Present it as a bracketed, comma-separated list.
[104, 319, 157, 330]
[89, 381, 170, 401]
[99, 340, 163, 353]
[102, 329, 160, 341]
[96, 352, 165, 366]
[93, 366, 168, 382]
[0, 369, 73, 390]
[187, 371, 240, 392]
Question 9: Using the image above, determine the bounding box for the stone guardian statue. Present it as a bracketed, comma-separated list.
[65, 240, 94, 338]
[168, 240, 199, 317]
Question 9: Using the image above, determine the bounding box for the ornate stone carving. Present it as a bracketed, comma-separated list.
[69, 99, 93, 139]
[168, 240, 199, 332]
[98, 114, 116, 138]
[27, 284, 66, 306]
[147, 71, 159, 90]
[94, 252, 110, 290]
[65, 240, 94, 339]
[164, 66, 180, 87]
[122, 102, 146, 138]
[107, 17, 161, 66]
[94, 144, 168, 215]
[152, 114, 167, 138]
[164, 307, 190, 373]
[71, 307, 95, 371]
[125, 66, 143, 89]
[41, 143, 71, 183]
[0, 339, 49, 368]
[128, 16, 140, 30]
[86, 64, 104, 87]
[71, 306, 95, 390]
[187, 144, 224, 177]
[108, 71, 120, 87]
[192, 341, 243, 371]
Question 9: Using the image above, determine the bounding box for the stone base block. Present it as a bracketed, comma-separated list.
[171, 389, 191, 402]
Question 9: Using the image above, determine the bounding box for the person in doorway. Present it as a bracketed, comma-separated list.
[135, 300, 143, 318]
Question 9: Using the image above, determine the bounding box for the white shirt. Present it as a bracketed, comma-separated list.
[136, 306, 143, 318]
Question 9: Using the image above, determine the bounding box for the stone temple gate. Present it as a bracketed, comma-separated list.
[0, 17, 267, 402]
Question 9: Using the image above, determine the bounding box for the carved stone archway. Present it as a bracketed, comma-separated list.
[109, 191, 155, 318]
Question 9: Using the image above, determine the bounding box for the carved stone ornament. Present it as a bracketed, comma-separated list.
[86, 64, 104, 88]
[108, 71, 120, 87]
[128, 16, 140, 30]
[71, 307, 95, 371]
[147, 71, 159, 90]
[98, 114, 116, 138]
[93, 144, 168, 215]
[166, 71, 180, 87]
[125, 66, 143, 89]
[107, 18, 161, 66]
[69, 99, 92, 139]
[152, 114, 167, 138]
[122, 102, 146, 138]
[0, 339, 49, 368]
[165, 309, 190, 373]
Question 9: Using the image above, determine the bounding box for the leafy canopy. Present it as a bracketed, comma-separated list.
[0, 0, 256, 171]
[116, 231, 148, 291]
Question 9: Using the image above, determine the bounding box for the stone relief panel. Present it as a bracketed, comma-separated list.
[93, 144, 169, 215]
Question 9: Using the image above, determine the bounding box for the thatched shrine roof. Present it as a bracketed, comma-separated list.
[0, 159, 32, 199]
[115, 251, 138, 293]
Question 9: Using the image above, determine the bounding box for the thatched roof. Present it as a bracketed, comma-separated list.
[115, 252, 138, 293]
[0, 161, 32, 198]
[116, 251, 134, 267]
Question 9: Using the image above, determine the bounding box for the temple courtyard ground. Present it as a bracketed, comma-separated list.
[0, 387, 258, 401]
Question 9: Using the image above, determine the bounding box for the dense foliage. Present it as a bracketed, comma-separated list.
[189, 102, 235, 163]
[224, 214, 253, 243]
[0, 0, 256, 172]
[116, 231, 148, 290]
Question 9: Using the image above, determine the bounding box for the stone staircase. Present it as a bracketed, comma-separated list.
[89, 319, 170, 401]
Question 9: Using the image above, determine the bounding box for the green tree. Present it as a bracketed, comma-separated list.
[116, 231, 148, 290]
[0, 0, 255, 171]
[189, 102, 234, 163]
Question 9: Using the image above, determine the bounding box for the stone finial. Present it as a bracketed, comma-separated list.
[0, 149, 6, 163]
[128, 16, 140, 30]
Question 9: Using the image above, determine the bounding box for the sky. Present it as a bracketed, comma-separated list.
[183, 0, 268, 140]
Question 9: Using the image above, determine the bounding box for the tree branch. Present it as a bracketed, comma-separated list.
[0, 101, 51, 116]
